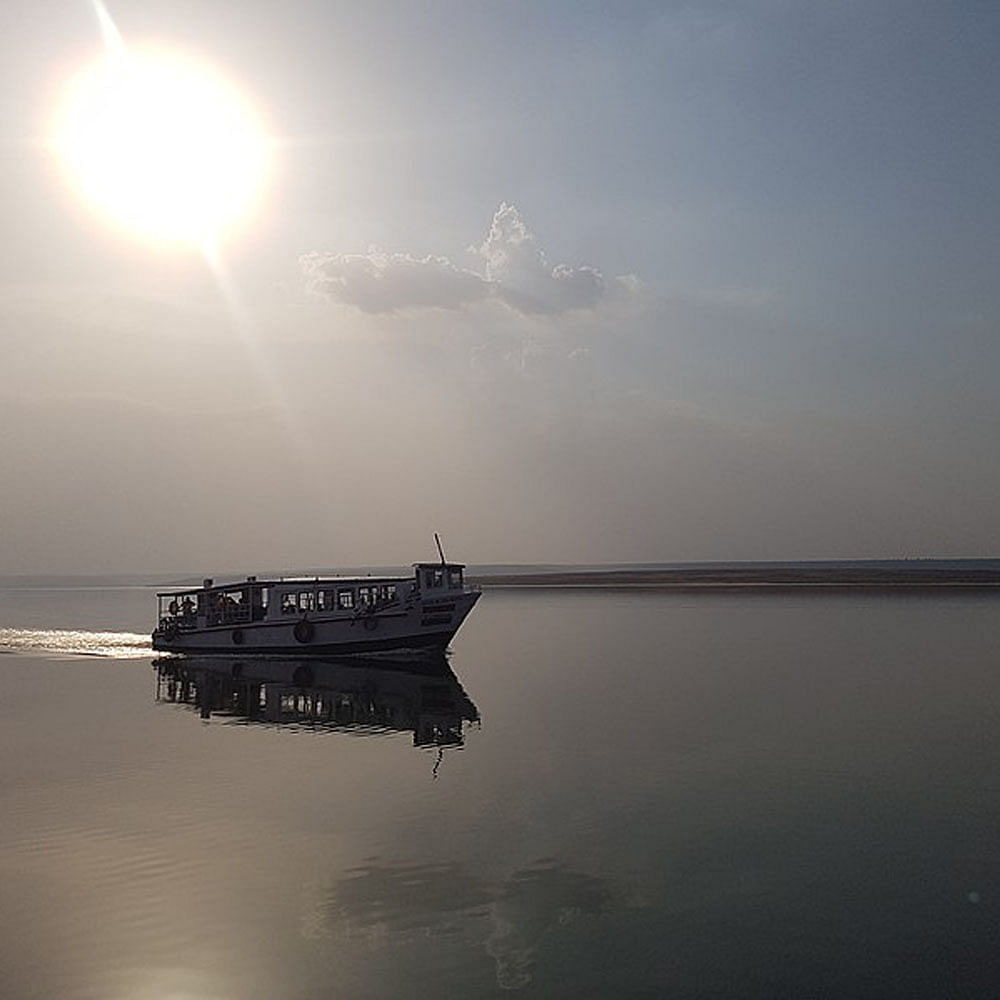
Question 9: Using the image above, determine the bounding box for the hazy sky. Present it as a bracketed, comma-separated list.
[3, 1, 1000, 573]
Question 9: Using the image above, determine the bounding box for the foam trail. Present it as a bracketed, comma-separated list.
[0, 628, 152, 658]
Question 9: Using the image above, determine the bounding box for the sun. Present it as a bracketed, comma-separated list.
[52, 42, 272, 248]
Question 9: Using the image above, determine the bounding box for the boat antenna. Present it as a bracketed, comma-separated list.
[434, 532, 447, 565]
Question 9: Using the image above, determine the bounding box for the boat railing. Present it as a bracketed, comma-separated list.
[207, 604, 253, 626]
[351, 594, 402, 618]
[158, 609, 198, 630]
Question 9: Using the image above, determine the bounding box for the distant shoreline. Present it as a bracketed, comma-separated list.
[469, 566, 1000, 591]
[3, 560, 1000, 593]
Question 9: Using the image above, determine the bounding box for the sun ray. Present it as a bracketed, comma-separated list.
[201, 241, 317, 477]
[92, 0, 125, 56]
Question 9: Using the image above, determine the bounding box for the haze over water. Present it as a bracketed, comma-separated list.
[6, 4, 1000, 995]
[1, 580, 997, 998]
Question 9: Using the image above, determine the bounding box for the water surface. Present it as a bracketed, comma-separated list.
[0, 584, 997, 997]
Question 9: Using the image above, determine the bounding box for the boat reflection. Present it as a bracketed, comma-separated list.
[153, 653, 479, 747]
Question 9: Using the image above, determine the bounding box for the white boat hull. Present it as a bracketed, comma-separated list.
[152, 591, 480, 656]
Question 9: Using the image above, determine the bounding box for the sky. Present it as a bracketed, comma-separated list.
[2, 1, 1000, 574]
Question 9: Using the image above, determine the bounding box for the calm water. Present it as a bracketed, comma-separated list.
[0, 583, 998, 998]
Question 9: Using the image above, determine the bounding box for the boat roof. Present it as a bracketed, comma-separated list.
[156, 564, 465, 598]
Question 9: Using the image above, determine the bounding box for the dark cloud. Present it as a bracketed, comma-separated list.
[302, 203, 616, 316]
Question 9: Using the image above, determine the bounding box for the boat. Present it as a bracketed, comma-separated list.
[151, 537, 480, 656]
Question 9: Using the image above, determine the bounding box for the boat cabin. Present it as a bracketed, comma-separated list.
[156, 563, 469, 632]
[413, 562, 466, 592]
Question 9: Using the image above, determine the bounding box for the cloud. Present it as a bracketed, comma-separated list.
[300, 250, 489, 314]
[473, 202, 606, 314]
[301, 203, 619, 316]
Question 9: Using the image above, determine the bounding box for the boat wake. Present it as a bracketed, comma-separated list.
[0, 627, 152, 658]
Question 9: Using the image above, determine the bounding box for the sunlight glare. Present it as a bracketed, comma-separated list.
[53, 43, 271, 247]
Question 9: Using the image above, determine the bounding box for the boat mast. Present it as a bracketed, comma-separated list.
[434, 532, 447, 565]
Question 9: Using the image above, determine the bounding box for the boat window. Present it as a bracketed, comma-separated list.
[337, 588, 355, 610]
[448, 568, 463, 588]
[280, 593, 296, 615]
[378, 584, 397, 603]
[358, 586, 373, 608]
[207, 588, 252, 624]
[298, 591, 315, 612]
